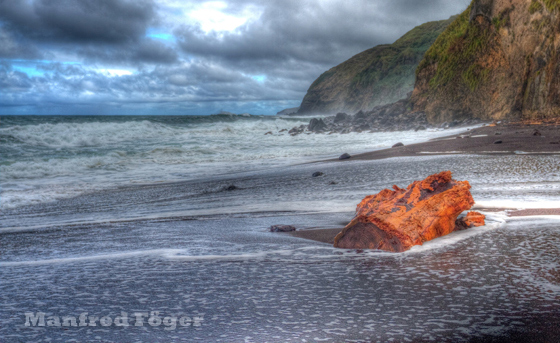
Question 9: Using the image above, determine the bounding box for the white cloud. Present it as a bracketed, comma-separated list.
[97, 69, 134, 77]
[157, 0, 262, 33]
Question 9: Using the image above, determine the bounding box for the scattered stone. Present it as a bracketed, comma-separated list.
[551, 141, 560, 144]
[312, 172, 324, 177]
[495, 132, 502, 135]
[264, 131, 273, 135]
[329, 181, 338, 185]
[493, 140, 503, 144]
[279, 129, 288, 133]
[392, 142, 405, 148]
[225, 185, 238, 191]
[269, 225, 297, 232]
[339, 153, 352, 160]
[533, 129, 542, 136]
[333, 171, 482, 252]
[415, 126, 426, 131]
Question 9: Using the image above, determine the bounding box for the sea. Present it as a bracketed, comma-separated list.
[1, 115, 560, 342]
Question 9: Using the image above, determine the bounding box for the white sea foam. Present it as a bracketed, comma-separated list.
[474, 200, 560, 210]
[0, 117, 474, 209]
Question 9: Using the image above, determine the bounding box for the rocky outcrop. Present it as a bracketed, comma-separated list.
[298, 17, 456, 115]
[334, 171, 484, 252]
[412, 0, 560, 123]
[287, 98, 483, 136]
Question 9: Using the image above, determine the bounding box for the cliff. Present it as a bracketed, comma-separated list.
[412, 0, 560, 123]
[297, 17, 456, 115]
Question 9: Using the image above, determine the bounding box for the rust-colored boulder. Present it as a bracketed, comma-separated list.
[334, 171, 484, 252]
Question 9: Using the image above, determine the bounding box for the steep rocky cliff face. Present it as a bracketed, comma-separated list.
[297, 17, 455, 115]
[412, 0, 560, 123]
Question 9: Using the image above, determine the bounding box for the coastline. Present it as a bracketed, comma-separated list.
[320, 121, 560, 162]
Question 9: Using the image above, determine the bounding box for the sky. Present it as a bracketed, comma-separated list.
[0, 0, 471, 115]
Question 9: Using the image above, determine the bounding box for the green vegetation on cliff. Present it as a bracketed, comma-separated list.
[544, 0, 560, 12]
[417, 4, 492, 92]
[413, 0, 560, 123]
[298, 16, 456, 114]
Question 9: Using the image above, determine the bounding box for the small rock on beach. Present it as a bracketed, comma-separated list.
[339, 153, 352, 160]
[269, 225, 297, 232]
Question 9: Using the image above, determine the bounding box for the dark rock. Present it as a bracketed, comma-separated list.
[308, 118, 327, 132]
[279, 129, 288, 133]
[415, 126, 426, 131]
[533, 129, 542, 136]
[493, 140, 503, 144]
[269, 225, 297, 232]
[495, 132, 501, 135]
[392, 142, 405, 148]
[312, 172, 324, 177]
[264, 131, 273, 135]
[334, 113, 349, 123]
[225, 185, 238, 191]
[329, 181, 338, 185]
[339, 153, 352, 160]
[354, 110, 367, 120]
[550, 141, 560, 144]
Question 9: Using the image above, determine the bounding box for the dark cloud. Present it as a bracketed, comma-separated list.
[0, 0, 172, 65]
[0, 0, 155, 43]
[0, 0, 471, 114]
[78, 39, 178, 65]
[0, 28, 42, 59]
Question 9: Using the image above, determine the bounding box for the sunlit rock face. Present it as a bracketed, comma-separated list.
[334, 171, 484, 252]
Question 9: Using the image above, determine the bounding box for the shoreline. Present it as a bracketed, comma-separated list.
[318, 122, 560, 162]
[286, 207, 560, 245]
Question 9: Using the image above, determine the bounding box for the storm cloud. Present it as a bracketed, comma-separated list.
[0, 0, 471, 115]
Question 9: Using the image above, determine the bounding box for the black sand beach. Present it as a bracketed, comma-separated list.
[3, 123, 560, 342]
[322, 122, 560, 162]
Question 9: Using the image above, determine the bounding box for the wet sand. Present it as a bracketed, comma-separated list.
[509, 208, 560, 216]
[322, 122, 560, 162]
[288, 228, 343, 244]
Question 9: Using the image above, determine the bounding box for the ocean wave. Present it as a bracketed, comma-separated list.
[0, 116, 476, 209]
[0, 120, 181, 148]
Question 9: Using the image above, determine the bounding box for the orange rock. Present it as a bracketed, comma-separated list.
[455, 211, 486, 231]
[334, 171, 480, 252]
